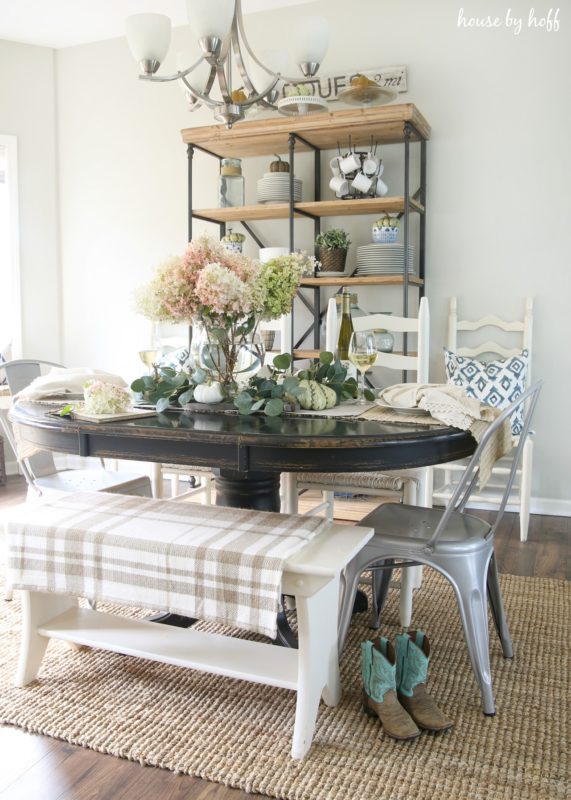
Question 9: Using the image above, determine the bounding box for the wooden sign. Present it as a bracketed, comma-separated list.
[281, 66, 407, 101]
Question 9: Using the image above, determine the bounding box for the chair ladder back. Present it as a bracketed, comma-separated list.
[424, 381, 543, 553]
[353, 297, 429, 380]
[448, 297, 533, 384]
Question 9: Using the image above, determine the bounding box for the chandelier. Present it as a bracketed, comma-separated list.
[125, 0, 329, 128]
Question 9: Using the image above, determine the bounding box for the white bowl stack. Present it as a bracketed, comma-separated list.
[257, 173, 302, 203]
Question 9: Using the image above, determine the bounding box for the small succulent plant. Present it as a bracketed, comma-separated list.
[315, 228, 352, 250]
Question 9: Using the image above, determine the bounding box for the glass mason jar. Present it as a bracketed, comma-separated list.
[371, 312, 394, 352]
[218, 158, 245, 208]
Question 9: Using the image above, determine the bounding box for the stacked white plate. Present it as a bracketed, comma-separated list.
[355, 243, 415, 275]
[257, 173, 302, 203]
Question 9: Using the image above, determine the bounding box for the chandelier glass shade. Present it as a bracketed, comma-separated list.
[125, 0, 329, 128]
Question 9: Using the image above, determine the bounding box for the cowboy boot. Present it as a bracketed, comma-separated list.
[395, 630, 454, 732]
[361, 637, 420, 741]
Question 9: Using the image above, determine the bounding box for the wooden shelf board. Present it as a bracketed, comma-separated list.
[193, 197, 423, 223]
[182, 104, 430, 158]
[294, 349, 417, 360]
[300, 275, 424, 287]
[294, 350, 321, 360]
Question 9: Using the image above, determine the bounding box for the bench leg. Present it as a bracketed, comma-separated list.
[15, 591, 77, 687]
[292, 578, 341, 759]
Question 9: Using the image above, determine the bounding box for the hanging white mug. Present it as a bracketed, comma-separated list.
[351, 172, 373, 194]
[375, 177, 389, 196]
[329, 156, 342, 177]
[363, 154, 380, 176]
[330, 175, 349, 195]
[339, 153, 361, 175]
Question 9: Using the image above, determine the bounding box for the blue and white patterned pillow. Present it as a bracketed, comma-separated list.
[444, 348, 529, 435]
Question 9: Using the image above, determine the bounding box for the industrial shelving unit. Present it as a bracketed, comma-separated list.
[180, 103, 430, 359]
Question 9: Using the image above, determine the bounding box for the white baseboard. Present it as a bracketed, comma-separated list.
[528, 497, 571, 517]
[440, 497, 571, 518]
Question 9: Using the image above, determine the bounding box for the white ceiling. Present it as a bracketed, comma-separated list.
[0, 0, 317, 49]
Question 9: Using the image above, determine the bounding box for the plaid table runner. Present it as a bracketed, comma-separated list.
[5, 492, 327, 639]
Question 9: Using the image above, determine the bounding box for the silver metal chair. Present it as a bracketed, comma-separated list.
[337, 381, 543, 716]
[0, 359, 152, 500]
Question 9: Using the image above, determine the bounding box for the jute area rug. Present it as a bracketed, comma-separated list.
[0, 572, 568, 800]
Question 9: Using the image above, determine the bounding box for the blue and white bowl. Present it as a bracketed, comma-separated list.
[372, 226, 399, 244]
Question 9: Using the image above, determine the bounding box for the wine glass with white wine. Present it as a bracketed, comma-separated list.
[138, 348, 162, 376]
[348, 331, 377, 404]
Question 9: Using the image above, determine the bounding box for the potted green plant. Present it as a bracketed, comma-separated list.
[315, 228, 352, 273]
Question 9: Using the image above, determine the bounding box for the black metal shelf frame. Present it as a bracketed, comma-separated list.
[185, 120, 427, 359]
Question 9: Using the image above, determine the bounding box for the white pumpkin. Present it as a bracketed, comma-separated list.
[194, 381, 225, 404]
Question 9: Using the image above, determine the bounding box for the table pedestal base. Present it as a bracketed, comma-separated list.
[216, 470, 281, 512]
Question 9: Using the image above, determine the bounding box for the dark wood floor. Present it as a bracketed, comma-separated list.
[0, 475, 568, 800]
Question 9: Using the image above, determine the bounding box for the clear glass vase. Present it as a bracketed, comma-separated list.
[196, 319, 265, 392]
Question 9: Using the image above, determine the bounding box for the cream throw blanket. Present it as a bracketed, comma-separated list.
[13, 368, 127, 402]
[378, 383, 514, 487]
[11, 368, 128, 460]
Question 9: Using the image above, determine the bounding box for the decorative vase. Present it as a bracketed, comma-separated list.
[196, 319, 265, 392]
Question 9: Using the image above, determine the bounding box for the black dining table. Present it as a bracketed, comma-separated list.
[10, 402, 476, 512]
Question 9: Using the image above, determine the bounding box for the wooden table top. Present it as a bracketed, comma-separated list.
[10, 402, 476, 476]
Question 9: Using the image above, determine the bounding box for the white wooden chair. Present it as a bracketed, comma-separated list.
[432, 297, 534, 541]
[283, 298, 431, 627]
[260, 313, 292, 366]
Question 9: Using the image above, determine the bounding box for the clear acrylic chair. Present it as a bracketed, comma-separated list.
[337, 381, 543, 715]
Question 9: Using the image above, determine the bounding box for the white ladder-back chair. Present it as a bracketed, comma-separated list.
[261, 312, 292, 366]
[433, 297, 534, 541]
[284, 298, 431, 627]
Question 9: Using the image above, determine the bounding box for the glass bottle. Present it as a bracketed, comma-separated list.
[337, 287, 354, 366]
[322, 293, 367, 347]
[218, 158, 245, 208]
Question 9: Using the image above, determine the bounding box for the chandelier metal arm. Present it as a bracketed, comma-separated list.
[180, 73, 222, 109]
[235, 0, 312, 86]
[231, 25, 258, 96]
[216, 63, 233, 104]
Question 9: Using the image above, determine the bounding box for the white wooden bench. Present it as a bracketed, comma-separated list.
[7, 495, 372, 759]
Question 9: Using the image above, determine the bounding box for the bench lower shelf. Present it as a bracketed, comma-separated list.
[39, 606, 299, 689]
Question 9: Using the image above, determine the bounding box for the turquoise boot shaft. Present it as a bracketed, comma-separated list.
[395, 630, 428, 698]
[361, 638, 396, 704]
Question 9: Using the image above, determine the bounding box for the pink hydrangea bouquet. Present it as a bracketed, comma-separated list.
[136, 236, 314, 390]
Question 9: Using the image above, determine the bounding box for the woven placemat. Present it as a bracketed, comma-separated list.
[0, 572, 568, 800]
